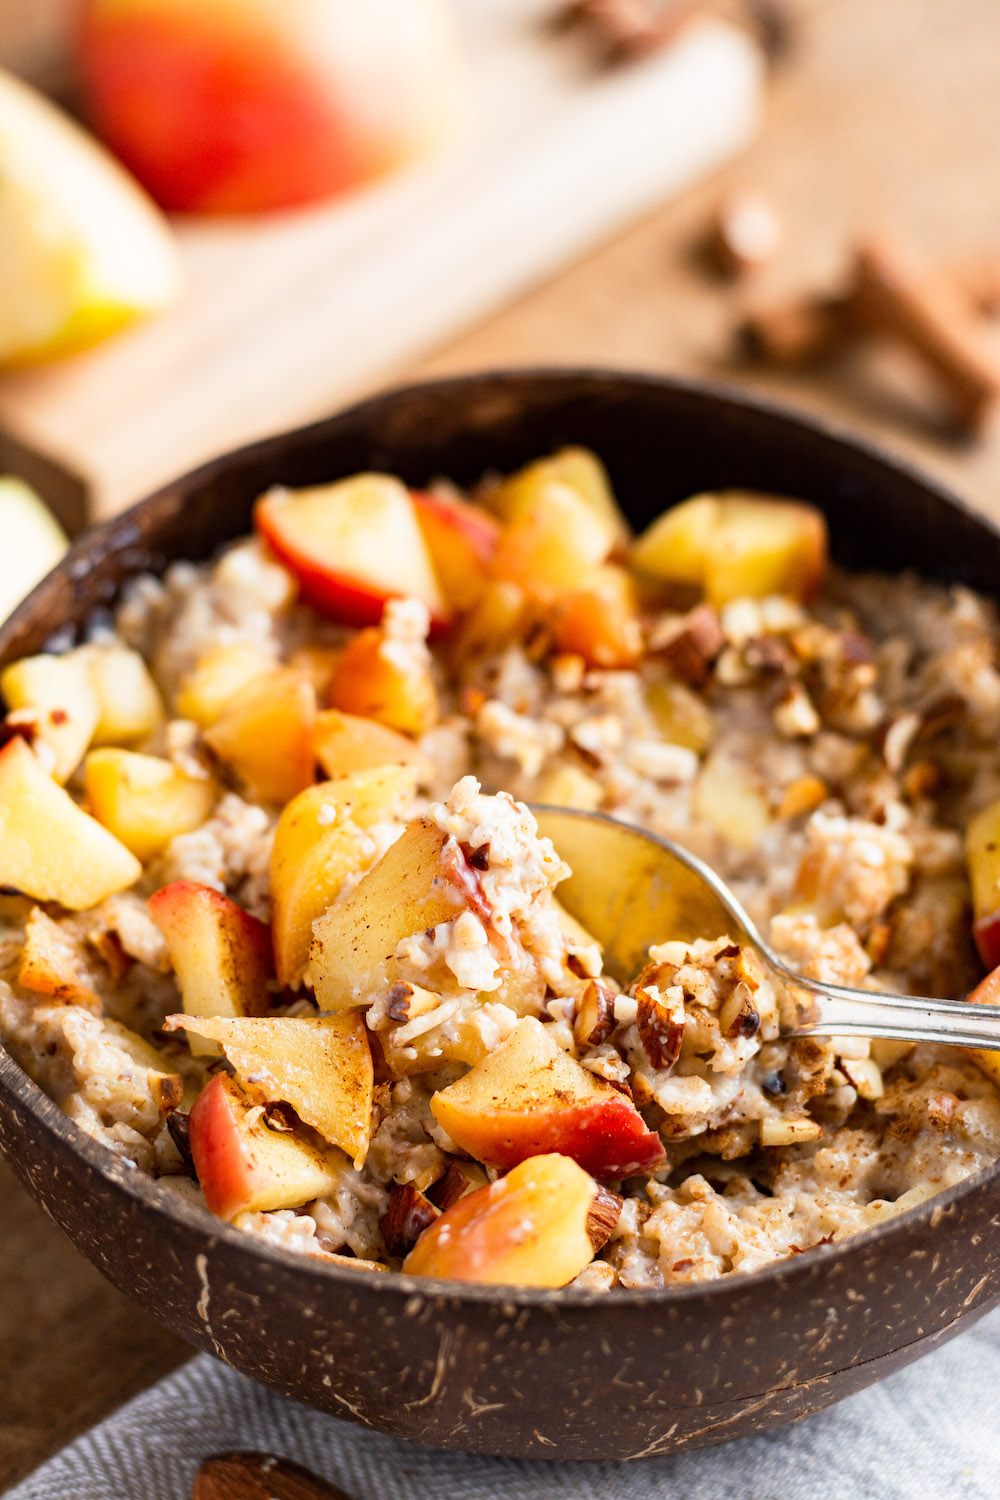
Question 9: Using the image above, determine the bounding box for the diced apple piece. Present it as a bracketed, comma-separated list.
[255, 475, 448, 629]
[646, 680, 715, 753]
[310, 816, 466, 1010]
[271, 767, 418, 987]
[0, 737, 141, 907]
[83, 644, 165, 746]
[550, 564, 642, 668]
[692, 752, 771, 851]
[632, 492, 828, 606]
[174, 641, 277, 728]
[314, 709, 431, 781]
[84, 749, 216, 861]
[204, 667, 316, 804]
[188, 1073, 343, 1221]
[447, 580, 530, 663]
[491, 482, 612, 596]
[966, 798, 1000, 968]
[18, 906, 99, 1008]
[287, 645, 342, 699]
[631, 493, 718, 587]
[430, 1017, 665, 1180]
[327, 629, 437, 737]
[414, 492, 500, 613]
[533, 763, 604, 812]
[0, 477, 68, 626]
[403, 1152, 620, 1286]
[1, 651, 99, 783]
[148, 881, 272, 1050]
[489, 448, 630, 550]
[165, 1012, 373, 1168]
[967, 966, 1000, 1087]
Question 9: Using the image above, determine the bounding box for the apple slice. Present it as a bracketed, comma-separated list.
[490, 482, 612, 596]
[310, 816, 466, 1010]
[174, 641, 278, 729]
[550, 564, 643, 669]
[148, 882, 272, 1055]
[0, 478, 68, 625]
[327, 626, 438, 737]
[632, 492, 828, 606]
[431, 1017, 665, 1180]
[84, 748, 217, 860]
[966, 797, 1000, 968]
[0, 736, 141, 908]
[314, 709, 432, 781]
[403, 1152, 621, 1286]
[1, 650, 100, 783]
[271, 767, 418, 987]
[255, 475, 448, 630]
[413, 492, 500, 613]
[18, 906, 99, 1008]
[488, 447, 630, 549]
[188, 1073, 343, 1221]
[204, 667, 316, 805]
[165, 1012, 373, 1168]
[0, 68, 180, 366]
[84, 645, 165, 746]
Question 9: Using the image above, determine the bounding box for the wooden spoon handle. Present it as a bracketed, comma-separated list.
[193, 1451, 354, 1500]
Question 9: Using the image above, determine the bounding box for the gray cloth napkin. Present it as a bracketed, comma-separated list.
[7, 1306, 1000, 1500]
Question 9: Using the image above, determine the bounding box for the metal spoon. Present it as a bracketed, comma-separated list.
[533, 805, 1000, 1052]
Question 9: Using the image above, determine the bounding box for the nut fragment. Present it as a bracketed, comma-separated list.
[636, 983, 685, 1072]
[574, 978, 618, 1049]
[559, 0, 702, 62]
[718, 980, 761, 1040]
[379, 1180, 440, 1259]
[840, 1056, 884, 1100]
[586, 1185, 624, 1250]
[760, 1115, 822, 1147]
[427, 1157, 489, 1212]
[385, 981, 441, 1024]
[656, 603, 725, 687]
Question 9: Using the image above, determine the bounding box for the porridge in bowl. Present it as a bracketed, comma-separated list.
[2, 448, 1000, 1289]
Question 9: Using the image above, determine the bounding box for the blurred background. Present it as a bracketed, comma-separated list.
[1, 0, 999, 1480]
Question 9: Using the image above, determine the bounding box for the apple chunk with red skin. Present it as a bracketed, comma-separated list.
[413, 492, 500, 613]
[255, 475, 448, 631]
[403, 1152, 621, 1286]
[165, 1011, 373, 1168]
[431, 1017, 665, 1181]
[148, 882, 272, 1056]
[188, 1073, 343, 1221]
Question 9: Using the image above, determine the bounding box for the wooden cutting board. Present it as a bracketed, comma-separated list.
[0, 1, 763, 526]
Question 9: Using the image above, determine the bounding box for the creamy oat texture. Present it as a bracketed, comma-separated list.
[4, 502, 1000, 1290]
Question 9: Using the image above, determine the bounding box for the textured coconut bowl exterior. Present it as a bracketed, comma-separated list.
[1, 371, 999, 1461]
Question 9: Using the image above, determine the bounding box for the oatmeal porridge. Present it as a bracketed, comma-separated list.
[2, 448, 1000, 1289]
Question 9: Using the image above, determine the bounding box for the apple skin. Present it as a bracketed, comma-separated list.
[974, 911, 1000, 971]
[413, 492, 500, 613]
[188, 1073, 342, 1220]
[255, 477, 448, 633]
[148, 880, 273, 1034]
[431, 1017, 665, 1181]
[76, 0, 464, 214]
[403, 1153, 618, 1287]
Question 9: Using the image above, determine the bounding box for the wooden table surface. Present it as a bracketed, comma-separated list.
[3, 0, 1000, 1486]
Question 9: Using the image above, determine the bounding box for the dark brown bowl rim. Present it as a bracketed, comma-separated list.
[2, 364, 996, 1310]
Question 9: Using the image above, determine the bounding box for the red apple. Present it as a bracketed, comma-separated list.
[255, 475, 448, 631]
[974, 911, 1000, 971]
[148, 881, 272, 1039]
[413, 492, 500, 613]
[431, 1017, 665, 1181]
[76, 0, 464, 214]
[188, 1073, 342, 1220]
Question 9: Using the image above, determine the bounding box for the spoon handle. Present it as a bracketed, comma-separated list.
[780, 974, 1000, 1051]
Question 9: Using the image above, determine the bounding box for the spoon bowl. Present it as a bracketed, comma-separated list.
[535, 805, 1000, 1053]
